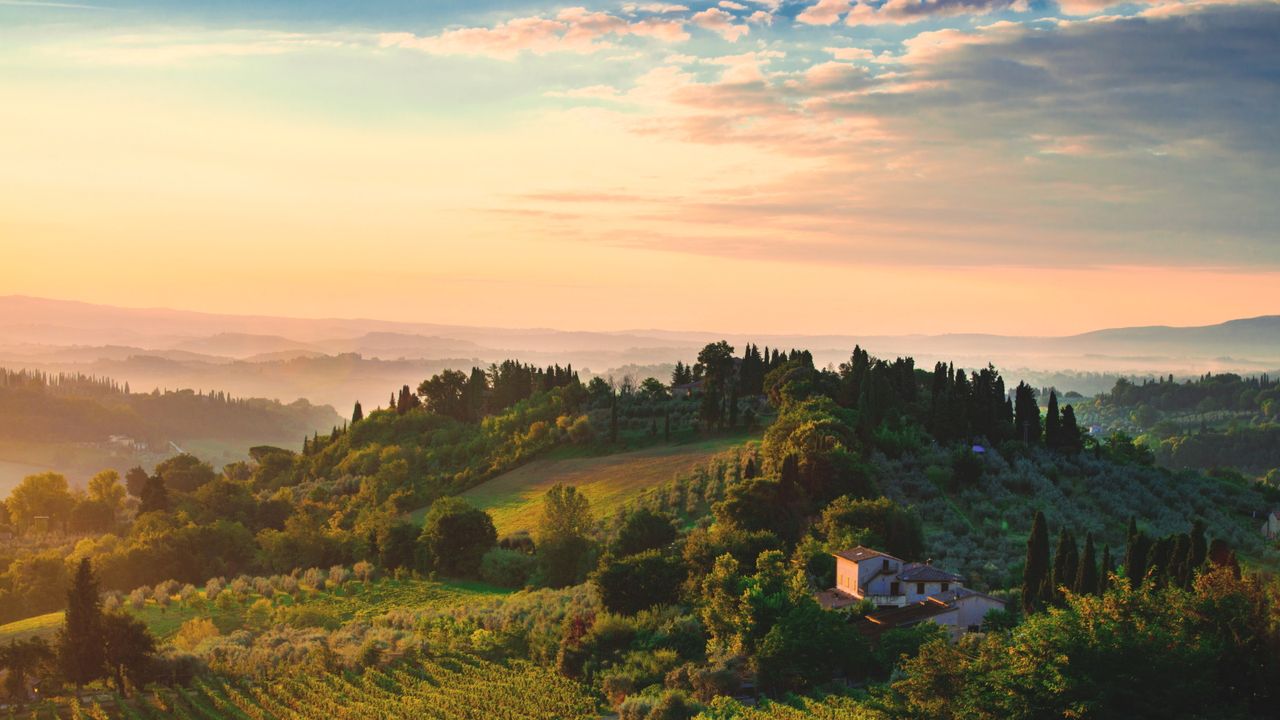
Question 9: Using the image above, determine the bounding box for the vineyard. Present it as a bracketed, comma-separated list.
[697, 694, 885, 720]
[26, 654, 604, 720]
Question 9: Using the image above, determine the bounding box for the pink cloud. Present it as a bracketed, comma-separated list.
[796, 0, 854, 25]
[379, 8, 688, 59]
[692, 8, 751, 41]
[846, 0, 1029, 25]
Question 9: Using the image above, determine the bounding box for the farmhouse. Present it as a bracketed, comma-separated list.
[1262, 510, 1280, 540]
[817, 546, 1005, 640]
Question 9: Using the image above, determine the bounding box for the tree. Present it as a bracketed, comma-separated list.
[536, 484, 593, 588]
[1075, 532, 1099, 595]
[154, 454, 216, 493]
[87, 470, 126, 519]
[1014, 382, 1041, 445]
[1051, 529, 1079, 603]
[0, 638, 52, 702]
[609, 390, 618, 444]
[352, 401, 364, 424]
[57, 559, 104, 690]
[6, 471, 75, 534]
[639, 377, 667, 400]
[379, 522, 421, 572]
[1022, 510, 1050, 615]
[102, 611, 156, 696]
[593, 550, 685, 615]
[138, 475, 169, 514]
[418, 370, 468, 421]
[611, 508, 678, 557]
[1099, 545, 1112, 593]
[1059, 405, 1083, 453]
[419, 497, 497, 577]
[697, 341, 736, 429]
[124, 466, 150, 498]
[1044, 391, 1061, 449]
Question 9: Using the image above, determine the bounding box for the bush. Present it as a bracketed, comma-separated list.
[173, 617, 220, 652]
[480, 547, 537, 589]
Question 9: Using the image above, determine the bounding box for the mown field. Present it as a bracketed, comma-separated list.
[436, 437, 745, 535]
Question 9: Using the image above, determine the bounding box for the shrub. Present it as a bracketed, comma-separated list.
[480, 547, 537, 589]
[173, 617, 220, 652]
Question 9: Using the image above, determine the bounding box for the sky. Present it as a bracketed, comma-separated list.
[1, 0, 1277, 336]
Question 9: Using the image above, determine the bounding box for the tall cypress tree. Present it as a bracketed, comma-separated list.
[1060, 405, 1083, 453]
[352, 401, 364, 424]
[1099, 544, 1112, 593]
[1124, 517, 1149, 587]
[609, 390, 618, 444]
[1014, 383, 1041, 445]
[1051, 529, 1078, 603]
[58, 559, 104, 690]
[1022, 510, 1050, 615]
[1075, 532, 1099, 595]
[1044, 391, 1061, 449]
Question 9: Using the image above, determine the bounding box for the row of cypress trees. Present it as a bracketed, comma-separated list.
[1021, 510, 1213, 615]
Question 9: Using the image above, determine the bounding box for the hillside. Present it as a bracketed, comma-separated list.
[442, 437, 746, 535]
[0, 367, 341, 487]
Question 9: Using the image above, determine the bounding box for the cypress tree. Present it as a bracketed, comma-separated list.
[1022, 510, 1050, 615]
[1075, 532, 1099, 595]
[1014, 383, 1041, 445]
[1051, 529, 1078, 602]
[609, 391, 618, 444]
[1044, 391, 1061, 449]
[663, 411, 670, 442]
[1060, 405, 1083, 453]
[1146, 536, 1173, 588]
[1124, 517, 1149, 587]
[352, 401, 364, 424]
[1099, 544, 1112, 593]
[1189, 520, 1208, 571]
[57, 559, 105, 690]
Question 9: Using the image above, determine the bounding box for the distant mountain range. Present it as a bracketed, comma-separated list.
[1, 295, 1276, 409]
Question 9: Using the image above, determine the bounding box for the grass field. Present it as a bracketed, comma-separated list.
[431, 437, 745, 535]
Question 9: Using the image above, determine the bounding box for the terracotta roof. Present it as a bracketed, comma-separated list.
[832, 546, 902, 563]
[855, 594, 957, 627]
[897, 562, 964, 583]
[933, 586, 1006, 606]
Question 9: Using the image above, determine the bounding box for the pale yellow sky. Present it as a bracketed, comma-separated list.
[2, 2, 1277, 336]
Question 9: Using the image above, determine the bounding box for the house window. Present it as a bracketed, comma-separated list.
[882, 558, 889, 571]
[916, 583, 925, 595]
[890, 581, 900, 596]
[941, 582, 949, 592]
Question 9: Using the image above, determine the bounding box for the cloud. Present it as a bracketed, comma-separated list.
[534, 2, 1280, 270]
[692, 7, 751, 40]
[380, 8, 687, 59]
[796, 0, 854, 24]
[846, 0, 1029, 25]
[622, 2, 690, 12]
[719, 0, 748, 8]
[47, 30, 354, 65]
[545, 84, 625, 99]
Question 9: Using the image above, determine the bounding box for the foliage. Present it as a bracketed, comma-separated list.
[892, 568, 1280, 719]
[419, 497, 497, 578]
